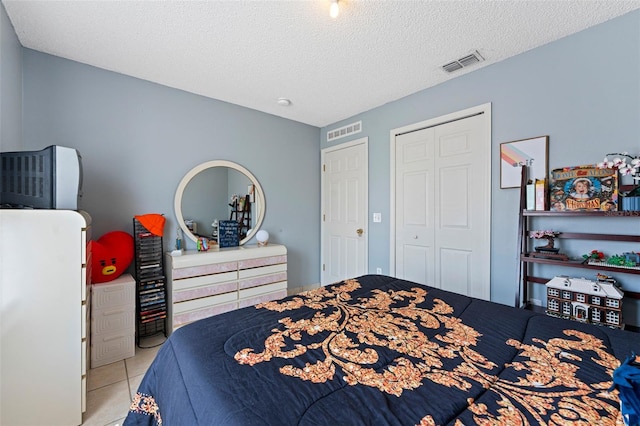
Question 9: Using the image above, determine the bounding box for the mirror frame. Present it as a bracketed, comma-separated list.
[174, 160, 266, 246]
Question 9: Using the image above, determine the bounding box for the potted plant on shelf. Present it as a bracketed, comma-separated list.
[597, 152, 640, 183]
[582, 250, 605, 264]
[530, 230, 560, 253]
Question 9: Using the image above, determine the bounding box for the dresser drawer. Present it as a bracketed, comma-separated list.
[172, 271, 237, 292]
[173, 301, 238, 329]
[239, 281, 287, 300]
[82, 304, 87, 340]
[238, 289, 288, 309]
[238, 254, 287, 270]
[92, 275, 135, 309]
[173, 261, 237, 280]
[239, 263, 286, 280]
[173, 290, 237, 315]
[82, 265, 88, 303]
[173, 280, 237, 303]
[239, 271, 287, 290]
[82, 376, 87, 413]
[91, 331, 135, 368]
[92, 307, 135, 335]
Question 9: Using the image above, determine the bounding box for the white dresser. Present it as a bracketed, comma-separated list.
[0, 209, 90, 426]
[91, 274, 136, 368]
[166, 244, 287, 332]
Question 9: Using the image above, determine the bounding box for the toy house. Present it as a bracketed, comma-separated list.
[545, 275, 624, 328]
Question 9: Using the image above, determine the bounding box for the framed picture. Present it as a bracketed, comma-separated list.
[500, 136, 549, 189]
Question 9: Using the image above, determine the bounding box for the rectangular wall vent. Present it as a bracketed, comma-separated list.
[441, 50, 484, 73]
[327, 121, 362, 142]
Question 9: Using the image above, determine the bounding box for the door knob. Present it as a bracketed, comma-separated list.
[357, 228, 363, 236]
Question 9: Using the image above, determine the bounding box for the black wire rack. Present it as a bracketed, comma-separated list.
[133, 217, 167, 346]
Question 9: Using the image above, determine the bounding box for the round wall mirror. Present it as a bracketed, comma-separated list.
[174, 160, 266, 246]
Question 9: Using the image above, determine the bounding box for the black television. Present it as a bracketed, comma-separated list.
[1, 145, 83, 209]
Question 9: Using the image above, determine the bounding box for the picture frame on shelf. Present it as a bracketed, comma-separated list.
[500, 136, 549, 189]
[549, 165, 618, 211]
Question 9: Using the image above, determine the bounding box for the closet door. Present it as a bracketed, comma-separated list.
[395, 128, 435, 286]
[395, 113, 490, 300]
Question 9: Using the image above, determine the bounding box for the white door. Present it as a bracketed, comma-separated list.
[393, 105, 491, 300]
[321, 138, 368, 285]
[394, 128, 436, 285]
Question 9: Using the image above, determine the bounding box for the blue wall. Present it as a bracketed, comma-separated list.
[0, 2, 22, 151]
[2, 8, 638, 317]
[321, 11, 640, 313]
[21, 50, 321, 289]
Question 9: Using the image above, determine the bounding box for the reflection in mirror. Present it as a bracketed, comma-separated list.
[174, 160, 265, 247]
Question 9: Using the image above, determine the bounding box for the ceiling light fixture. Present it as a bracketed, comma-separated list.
[329, 0, 339, 18]
[277, 98, 292, 106]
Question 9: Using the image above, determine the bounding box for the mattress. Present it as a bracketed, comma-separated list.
[124, 274, 639, 425]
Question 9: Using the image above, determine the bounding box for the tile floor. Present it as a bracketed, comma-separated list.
[82, 334, 166, 426]
[82, 285, 319, 426]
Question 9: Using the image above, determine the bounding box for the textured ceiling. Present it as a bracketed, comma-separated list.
[3, 1, 640, 127]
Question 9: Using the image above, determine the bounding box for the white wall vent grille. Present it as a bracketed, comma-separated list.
[441, 50, 484, 73]
[442, 61, 463, 73]
[327, 121, 362, 142]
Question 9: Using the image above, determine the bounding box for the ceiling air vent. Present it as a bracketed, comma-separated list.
[441, 50, 484, 73]
[327, 120, 362, 142]
[442, 61, 463, 73]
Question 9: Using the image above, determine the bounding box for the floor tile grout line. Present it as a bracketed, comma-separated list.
[124, 358, 132, 399]
[88, 377, 128, 393]
[85, 344, 162, 426]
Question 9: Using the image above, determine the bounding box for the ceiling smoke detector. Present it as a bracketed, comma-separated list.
[442, 50, 484, 73]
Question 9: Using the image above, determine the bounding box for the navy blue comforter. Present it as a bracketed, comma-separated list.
[124, 275, 639, 425]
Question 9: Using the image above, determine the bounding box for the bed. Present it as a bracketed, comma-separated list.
[124, 274, 639, 425]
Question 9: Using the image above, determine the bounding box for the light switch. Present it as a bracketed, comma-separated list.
[373, 213, 382, 223]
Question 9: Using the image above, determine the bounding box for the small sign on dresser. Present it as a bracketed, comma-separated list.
[218, 220, 240, 248]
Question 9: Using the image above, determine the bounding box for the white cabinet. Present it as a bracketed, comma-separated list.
[166, 244, 287, 332]
[91, 274, 136, 368]
[0, 209, 90, 426]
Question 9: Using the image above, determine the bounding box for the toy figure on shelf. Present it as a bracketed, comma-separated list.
[596, 273, 619, 286]
[197, 237, 209, 252]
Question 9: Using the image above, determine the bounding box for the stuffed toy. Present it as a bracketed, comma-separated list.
[89, 231, 134, 284]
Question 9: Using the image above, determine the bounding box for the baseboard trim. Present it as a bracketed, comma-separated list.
[287, 283, 321, 296]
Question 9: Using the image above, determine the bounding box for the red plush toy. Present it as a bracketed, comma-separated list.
[89, 231, 134, 284]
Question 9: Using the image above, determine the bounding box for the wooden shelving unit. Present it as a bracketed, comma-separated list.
[229, 194, 251, 240]
[516, 166, 640, 310]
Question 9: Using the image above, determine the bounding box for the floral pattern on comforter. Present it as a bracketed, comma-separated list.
[124, 275, 638, 426]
